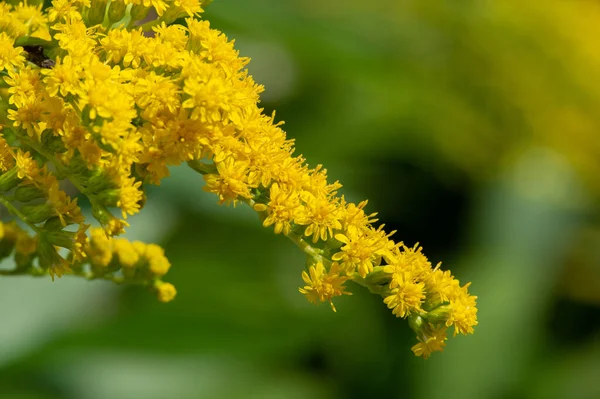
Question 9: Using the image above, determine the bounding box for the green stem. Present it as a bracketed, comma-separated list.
[287, 232, 327, 263]
[351, 274, 388, 296]
[187, 160, 217, 175]
[0, 195, 41, 233]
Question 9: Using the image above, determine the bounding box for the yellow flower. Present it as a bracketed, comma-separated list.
[383, 279, 426, 318]
[299, 262, 351, 312]
[446, 284, 478, 336]
[156, 282, 177, 302]
[133, 72, 180, 120]
[5, 66, 42, 107]
[258, 182, 301, 235]
[0, 135, 15, 172]
[124, 0, 168, 16]
[170, 0, 203, 18]
[113, 239, 140, 267]
[203, 157, 253, 205]
[15, 150, 40, 181]
[297, 191, 342, 243]
[383, 244, 432, 288]
[88, 227, 113, 267]
[146, 244, 171, 277]
[117, 177, 143, 218]
[0, 32, 25, 71]
[41, 56, 83, 98]
[411, 325, 448, 359]
[332, 228, 387, 277]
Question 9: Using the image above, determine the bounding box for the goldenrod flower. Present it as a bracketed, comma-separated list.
[257, 182, 302, 235]
[0, 0, 477, 357]
[383, 280, 426, 318]
[299, 262, 351, 312]
[0, 32, 25, 71]
[411, 325, 448, 359]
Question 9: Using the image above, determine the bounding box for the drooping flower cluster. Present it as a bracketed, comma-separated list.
[0, 0, 477, 357]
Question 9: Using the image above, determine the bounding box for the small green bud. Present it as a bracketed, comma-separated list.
[20, 203, 55, 224]
[424, 305, 452, 324]
[92, 203, 112, 225]
[0, 168, 21, 192]
[15, 185, 45, 202]
[41, 131, 67, 154]
[44, 216, 66, 231]
[87, 172, 115, 195]
[408, 314, 425, 334]
[66, 156, 88, 175]
[37, 238, 61, 269]
[130, 4, 150, 21]
[87, 0, 109, 25]
[107, 0, 127, 23]
[42, 230, 75, 250]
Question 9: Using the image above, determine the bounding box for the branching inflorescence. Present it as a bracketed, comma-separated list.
[0, 0, 477, 358]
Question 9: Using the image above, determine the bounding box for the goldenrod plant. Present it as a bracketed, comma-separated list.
[0, 0, 477, 358]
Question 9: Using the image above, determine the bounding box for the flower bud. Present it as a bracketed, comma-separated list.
[37, 238, 70, 280]
[408, 314, 425, 334]
[66, 156, 88, 176]
[15, 185, 45, 202]
[95, 188, 120, 207]
[20, 203, 54, 224]
[87, 0, 109, 26]
[107, 0, 127, 23]
[0, 168, 20, 192]
[42, 230, 75, 250]
[130, 4, 150, 22]
[41, 131, 67, 154]
[87, 172, 115, 195]
[155, 282, 177, 303]
[424, 305, 452, 324]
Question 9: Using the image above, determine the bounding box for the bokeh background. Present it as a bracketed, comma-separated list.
[1, 0, 600, 398]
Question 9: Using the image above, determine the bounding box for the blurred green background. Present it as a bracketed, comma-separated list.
[2, 0, 600, 398]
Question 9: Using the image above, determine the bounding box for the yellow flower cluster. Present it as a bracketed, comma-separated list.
[0, 0, 477, 357]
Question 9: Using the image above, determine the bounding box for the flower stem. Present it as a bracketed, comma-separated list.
[0, 195, 41, 233]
